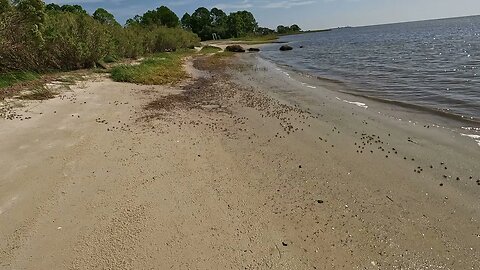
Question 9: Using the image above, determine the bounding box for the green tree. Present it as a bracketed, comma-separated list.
[16, 0, 45, 25]
[258, 27, 275, 36]
[141, 6, 179, 28]
[290, 24, 301, 32]
[180, 12, 191, 30]
[210, 7, 226, 26]
[190, 7, 211, 40]
[125, 15, 141, 27]
[45, 3, 61, 11]
[227, 11, 257, 38]
[210, 7, 227, 38]
[276, 25, 289, 34]
[93, 8, 119, 26]
[157, 6, 179, 27]
[16, 0, 46, 46]
[60, 4, 87, 14]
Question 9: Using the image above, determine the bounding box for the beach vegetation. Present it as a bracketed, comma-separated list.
[110, 51, 193, 85]
[0, 72, 40, 88]
[0, 0, 300, 91]
[200, 45, 223, 54]
[0, 0, 199, 79]
[19, 86, 56, 100]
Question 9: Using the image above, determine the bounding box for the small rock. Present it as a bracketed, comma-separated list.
[225, 45, 245, 53]
[279, 45, 293, 51]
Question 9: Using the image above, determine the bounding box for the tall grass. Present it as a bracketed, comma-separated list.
[0, 72, 40, 88]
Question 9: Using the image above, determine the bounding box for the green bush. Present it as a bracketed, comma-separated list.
[42, 11, 112, 69]
[0, 1, 200, 74]
[103, 55, 118, 63]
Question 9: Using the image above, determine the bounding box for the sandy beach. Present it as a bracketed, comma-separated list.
[1, 51, 479, 269]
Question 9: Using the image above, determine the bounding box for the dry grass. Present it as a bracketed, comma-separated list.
[19, 87, 56, 100]
[194, 52, 235, 71]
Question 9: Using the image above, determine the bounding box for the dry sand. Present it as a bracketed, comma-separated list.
[0, 53, 479, 270]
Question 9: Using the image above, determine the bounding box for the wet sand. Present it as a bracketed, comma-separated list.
[0, 53, 479, 269]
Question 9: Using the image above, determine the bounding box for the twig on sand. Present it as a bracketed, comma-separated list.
[274, 243, 282, 259]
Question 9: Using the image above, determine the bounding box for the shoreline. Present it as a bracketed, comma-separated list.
[253, 49, 480, 135]
[1, 53, 479, 269]
[258, 29, 480, 125]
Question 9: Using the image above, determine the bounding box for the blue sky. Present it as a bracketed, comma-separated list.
[44, 0, 480, 30]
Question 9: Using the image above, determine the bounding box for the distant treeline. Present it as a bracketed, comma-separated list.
[0, 0, 199, 73]
[276, 24, 302, 35]
[0, 0, 301, 73]
[179, 7, 302, 40]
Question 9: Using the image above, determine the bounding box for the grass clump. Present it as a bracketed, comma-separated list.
[111, 51, 192, 85]
[19, 87, 56, 100]
[193, 51, 235, 71]
[200, 45, 222, 54]
[103, 55, 118, 63]
[0, 72, 40, 89]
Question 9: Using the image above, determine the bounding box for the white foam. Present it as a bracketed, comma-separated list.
[336, 97, 368, 109]
[462, 127, 480, 132]
[461, 133, 480, 139]
[461, 133, 480, 147]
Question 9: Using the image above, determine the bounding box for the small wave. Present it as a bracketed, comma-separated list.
[460, 133, 480, 147]
[461, 127, 480, 132]
[336, 97, 368, 109]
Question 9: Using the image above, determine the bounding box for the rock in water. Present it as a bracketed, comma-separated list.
[279, 45, 293, 51]
[226, 45, 246, 52]
[248, 48, 260, 52]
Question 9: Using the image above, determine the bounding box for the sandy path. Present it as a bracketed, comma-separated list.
[0, 55, 479, 269]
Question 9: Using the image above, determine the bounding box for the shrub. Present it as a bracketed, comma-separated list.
[0, 1, 200, 74]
